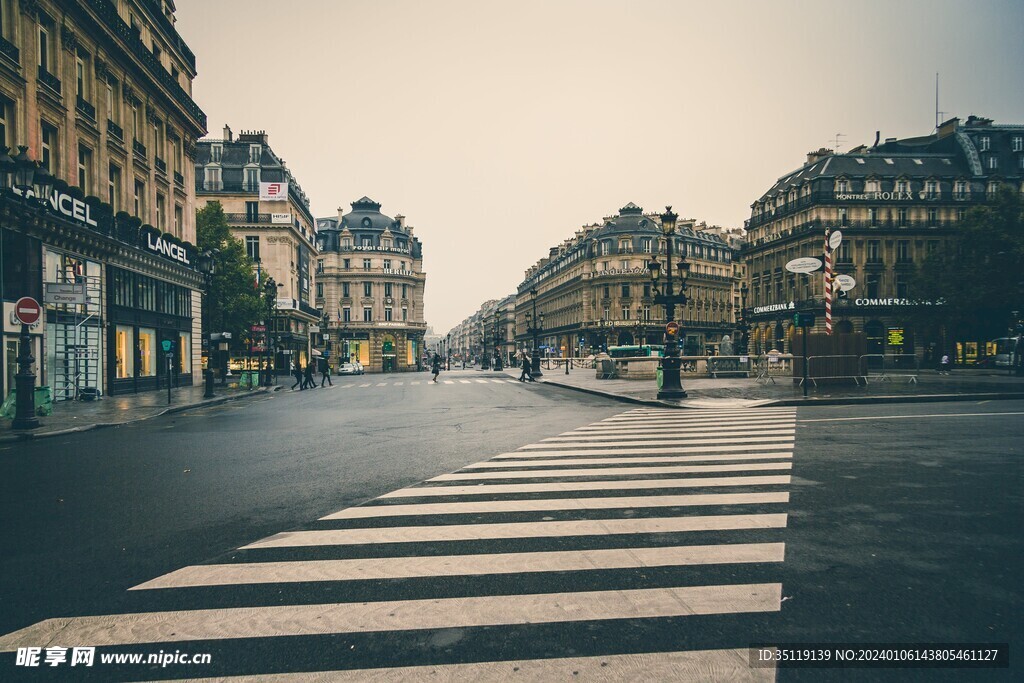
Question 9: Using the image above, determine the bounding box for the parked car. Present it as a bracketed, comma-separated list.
[338, 362, 363, 375]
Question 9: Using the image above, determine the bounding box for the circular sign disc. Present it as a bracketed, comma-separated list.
[14, 297, 42, 325]
[785, 257, 823, 274]
[829, 230, 843, 250]
[836, 274, 857, 292]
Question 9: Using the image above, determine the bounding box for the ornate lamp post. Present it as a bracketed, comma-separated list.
[493, 309, 504, 371]
[262, 277, 278, 386]
[649, 206, 690, 399]
[738, 281, 750, 356]
[528, 288, 544, 377]
[636, 305, 647, 352]
[196, 250, 217, 398]
[446, 333, 451, 370]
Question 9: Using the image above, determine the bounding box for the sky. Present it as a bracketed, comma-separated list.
[174, 0, 1024, 334]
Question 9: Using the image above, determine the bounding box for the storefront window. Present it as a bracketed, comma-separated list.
[138, 328, 156, 377]
[179, 332, 191, 374]
[115, 325, 134, 378]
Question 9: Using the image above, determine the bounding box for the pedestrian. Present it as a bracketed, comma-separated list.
[939, 353, 951, 375]
[303, 359, 317, 389]
[291, 360, 303, 390]
[519, 353, 535, 382]
[431, 353, 442, 382]
[320, 357, 333, 387]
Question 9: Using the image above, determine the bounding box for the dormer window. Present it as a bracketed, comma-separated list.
[341, 237, 351, 249]
[245, 167, 259, 191]
[249, 144, 261, 163]
[896, 179, 907, 193]
[925, 180, 937, 198]
[210, 144, 222, 163]
[865, 178, 879, 193]
[979, 136, 990, 152]
[955, 180, 967, 198]
[383, 238, 392, 249]
[836, 179, 848, 193]
[618, 238, 631, 253]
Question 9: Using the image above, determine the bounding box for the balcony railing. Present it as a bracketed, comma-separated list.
[37, 66, 61, 94]
[133, 139, 147, 159]
[154, 156, 167, 174]
[173, 171, 184, 187]
[76, 96, 97, 121]
[225, 212, 273, 223]
[89, 0, 206, 128]
[107, 119, 124, 141]
[0, 36, 19, 64]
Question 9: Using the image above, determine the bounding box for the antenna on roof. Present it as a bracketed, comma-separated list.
[935, 72, 939, 130]
[831, 133, 845, 152]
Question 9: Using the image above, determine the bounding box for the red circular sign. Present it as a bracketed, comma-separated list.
[666, 321, 679, 335]
[14, 297, 42, 325]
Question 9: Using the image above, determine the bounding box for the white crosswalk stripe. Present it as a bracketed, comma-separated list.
[0, 406, 796, 679]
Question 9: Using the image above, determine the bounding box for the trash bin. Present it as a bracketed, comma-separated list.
[657, 367, 663, 389]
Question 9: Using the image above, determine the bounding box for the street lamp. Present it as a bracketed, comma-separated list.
[493, 310, 504, 371]
[196, 250, 217, 398]
[738, 281, 750, 356]
[262, 277, 278, 386]
[649, 206, 690, 399]
[446, 333, 451, 370]
[528, 288, 544, 377]
[636, 304, 647, 353]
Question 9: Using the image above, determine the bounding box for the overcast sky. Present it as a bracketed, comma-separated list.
[175, 0, 1024, 334]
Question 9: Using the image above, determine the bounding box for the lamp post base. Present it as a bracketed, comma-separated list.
[657, 388, 688, 400]
[203, 369, 216, 398]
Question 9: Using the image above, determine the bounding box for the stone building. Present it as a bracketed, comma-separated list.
[742, 115, 1023, 363]
[0, 0, 206, 400]
[195, 126, 318, 371]
[315, 197, 426, 372]
[516, 202, 737, 358]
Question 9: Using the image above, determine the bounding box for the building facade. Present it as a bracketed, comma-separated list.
[315, 197, 426, 372]
[195, 126, 318, 372]
[1, 0, 206, 402]
[516, 202, 737, 358]
[742, 116, 1023, 363]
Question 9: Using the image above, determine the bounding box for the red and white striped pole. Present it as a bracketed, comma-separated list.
[824, 227, 833, 335]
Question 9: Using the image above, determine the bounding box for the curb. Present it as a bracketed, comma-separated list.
[0, 386, 277, 443]
[538, 378, 1024, 409]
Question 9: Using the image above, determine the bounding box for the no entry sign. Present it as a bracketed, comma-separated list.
[14, 297, 42, 325]
[666, 321, 680, 336]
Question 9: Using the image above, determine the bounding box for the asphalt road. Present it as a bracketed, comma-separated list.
[0, 378, 1020, 681]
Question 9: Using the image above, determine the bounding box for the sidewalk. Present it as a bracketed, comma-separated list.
[509, 364, 1024, 408]
[0, 376, 287, 443]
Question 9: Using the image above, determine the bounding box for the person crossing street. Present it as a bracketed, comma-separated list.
[431, 353, 442, 382]
[519, 352, 535, 382]
[320, 357, 333, 387]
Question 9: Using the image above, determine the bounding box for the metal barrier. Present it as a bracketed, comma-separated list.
[754, 354, 794, 384]
[860, 354, 920, 384]
[707, 355, 753, 378]
[803, 355, 866, 387]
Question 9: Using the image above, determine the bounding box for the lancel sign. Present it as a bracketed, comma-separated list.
[14, 186, 100, 227]
[140, 226, 192, 266]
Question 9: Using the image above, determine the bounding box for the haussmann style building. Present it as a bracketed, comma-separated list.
[742, 115, 1023, 363]
[516, 202, 738, 358]
[314, 197, 426, 372]
[1, 0, 207, 403]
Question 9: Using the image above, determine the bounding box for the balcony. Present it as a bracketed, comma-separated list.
[37, 66, 62, 95]
[225, 212, 277, 224]
[107, 119, 124, 141]
[75, 96, 97, 121]
[173, 171, 184, 187]
[154, 156, 167, 174]
[133, 138, 147, 160]
[0, 36, 19, 64]
[89, 0, 206, 128]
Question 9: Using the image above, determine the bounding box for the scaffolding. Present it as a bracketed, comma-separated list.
[46, 267, 103, 402]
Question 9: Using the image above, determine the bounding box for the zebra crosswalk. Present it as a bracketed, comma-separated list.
[0, 406, 796, 680]
[336, 377, 519, 390]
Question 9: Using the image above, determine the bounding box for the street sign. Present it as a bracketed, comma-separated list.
[666, 321, 680, 337]
[161, 340, 173, 352]
[794, 312, 817, 327]
[829, 230, 843, 250]
[14, 297, 42, 325]
[44, 283, 86, 305]
[836, 274, 857, 292]
[250, 324, 266, 333]
[785, 257, 822, 274]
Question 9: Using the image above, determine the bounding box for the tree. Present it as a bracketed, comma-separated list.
[912, 188, 1024, 355]
[195, 202, 264, 346]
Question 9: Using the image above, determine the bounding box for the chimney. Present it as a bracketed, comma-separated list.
[337, 206, 344, 222]
[395, 214, 406, 229]
[873, 131, 880, 147]
[806, 147, 833, 165]
[223, 124, 233, 142]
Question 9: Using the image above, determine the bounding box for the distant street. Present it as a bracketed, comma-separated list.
[1, 381, 1021, 680]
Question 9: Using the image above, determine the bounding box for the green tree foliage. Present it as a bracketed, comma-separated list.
[195, 202, 263, 345]
[912, 188, 1024, 349]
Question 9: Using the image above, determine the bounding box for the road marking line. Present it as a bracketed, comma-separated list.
[522, 437, 795, 449]
[323, 492, 790, 519]
[376, 382, 388, 387]
[506, 444, 794, 457]
[494, 450, 793, 462]
[798, 411, 1024, 423]
[240, 513, 788, 549]
[393, 382, 404, 386]
[606, 410, 794, 420]
[475, 379, 490, 384]
[381, 475, 791, 498]
[459, 380, 472, 384]
[341, 384, 354, 389]
[132, 543, 786, 589]
[431, 463, 793, 482]
[444, 380, 455, 384]
[574, 419, 796, 431]
[358, 383, 372, 387]
[466, 454, 793, 468]
[490, 379, 506, 383]
[183, 649, 774, 682]
[543, 429, 795, 441]
[0, 584, 782, 650]
[410, 381, 420, 385]
[506, 379, 519, 383]
[586, 417, 797, 428]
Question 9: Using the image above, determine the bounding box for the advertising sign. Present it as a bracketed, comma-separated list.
[887, 327, 905, 347]
[828, 230, 843, 250]
[836, 274, 857, 292]
[44, 283, 87, 305]
[785, 257, 822, 274]
[259, 182, 288, 201]
[271, 213, 292, 224]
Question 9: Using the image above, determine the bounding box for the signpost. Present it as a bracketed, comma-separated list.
[666, 321, 680, 337]
[794, 312, 816, 398]
[785, 257, 823, 274]
[161, 340, 174, 405]
[14, 297, 42, 325]
[12, 298, 42, 430]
